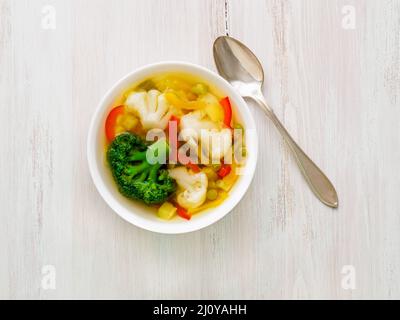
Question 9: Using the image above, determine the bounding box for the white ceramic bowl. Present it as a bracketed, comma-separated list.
[87, 62, 258, 234]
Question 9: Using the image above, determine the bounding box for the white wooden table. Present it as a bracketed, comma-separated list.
[1, 0, 399, 300]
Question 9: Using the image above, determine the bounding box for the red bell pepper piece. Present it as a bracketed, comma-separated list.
[218, 164, 232, 178]
[220, 97, 233, 129]
[170, 115, 180, 126]
[105, 106, 125, 142]
[179, 154, 201, 173]
[176, 205, 191, 220]
[187, 162, 201, 173]
[167, 115, 181, 132]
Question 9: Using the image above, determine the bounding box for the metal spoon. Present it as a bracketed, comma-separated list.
[213, 36, 338, 208]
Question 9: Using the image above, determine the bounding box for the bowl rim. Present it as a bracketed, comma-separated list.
[87, 61, 258, 234]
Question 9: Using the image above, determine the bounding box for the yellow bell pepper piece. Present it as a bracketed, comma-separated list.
[188, 191, 229, 215]
[222, 169, 239, 191]
[165, 92, 205, 110]
[205, 103, 224, 122]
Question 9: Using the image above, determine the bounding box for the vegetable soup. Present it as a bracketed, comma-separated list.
[104, 73, 246, 221]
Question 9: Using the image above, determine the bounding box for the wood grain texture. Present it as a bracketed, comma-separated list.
[0, 0, 399, 299]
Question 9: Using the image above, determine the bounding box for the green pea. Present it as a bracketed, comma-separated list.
[191, 83, 209, 96]
[212, 163, 222, 171]
[137, 79, 156, 91]
[207, 189, 218, 201]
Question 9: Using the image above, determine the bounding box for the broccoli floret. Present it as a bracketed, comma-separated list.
[107, 133, 176, 205]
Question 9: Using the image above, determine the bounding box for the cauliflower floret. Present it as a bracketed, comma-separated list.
[180, 110, 218, 141]
[180, 111, 233, 162]
[179, 110, 218, 158]
[201, 128, 233, 162]
[126, 90, 172, 130]
[168, 167, 208, 209]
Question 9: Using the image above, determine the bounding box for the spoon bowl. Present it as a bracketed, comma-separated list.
[214, 36, 265, 99]
[214, 36, 264, 85]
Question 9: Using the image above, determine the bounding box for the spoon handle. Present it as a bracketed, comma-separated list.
[253, 97, 339, 208]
